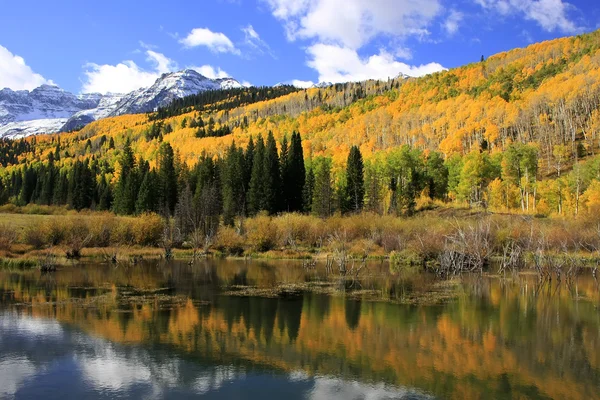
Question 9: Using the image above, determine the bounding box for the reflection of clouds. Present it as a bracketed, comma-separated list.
[193, 366, 245, 395]
[0, 358, 38, 397]
[289, 370, 309, 382]
[80, 349, 152, 391]
[309, 377, 433, 400]
[0, 314, 63, 339]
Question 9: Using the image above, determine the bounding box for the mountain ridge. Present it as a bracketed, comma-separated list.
[0, 69, 242, 138]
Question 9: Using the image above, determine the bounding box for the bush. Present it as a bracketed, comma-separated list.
[132, 214, 164, 246]
[214, 226, 245, 256]
[23, 224, 48, 249]
[246, 214, 277, 252]
[0, 224, 18, 250]
[44, 217, 68, 245]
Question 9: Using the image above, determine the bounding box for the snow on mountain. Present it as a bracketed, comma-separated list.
[107, 69, 242, 116]
[0, 118, 69, 139]
[0, 69, 243, 138]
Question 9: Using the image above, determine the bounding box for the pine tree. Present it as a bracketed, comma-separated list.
[222, 143, 246, 225]
[280, 134, 291, 211]
[312, 157, 333, 217]
[157, 142, 178, 215]
[113, 138, 137, 214]
[289, 131, 306, 212]
[247, 135, 266, 215]
[345, 145, 365, 213]
[303, 162, 315, 213]
[136, 171, 158, 214]
[264, 131, 282, 214]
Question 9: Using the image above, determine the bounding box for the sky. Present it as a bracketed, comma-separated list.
[1, 0, 599, 94]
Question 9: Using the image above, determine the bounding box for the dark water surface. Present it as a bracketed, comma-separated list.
[0, 260, 599, 399]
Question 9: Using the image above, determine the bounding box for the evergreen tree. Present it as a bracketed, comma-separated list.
[113, 138, 137, 214]
[303, 162, 315, 213]
[289, 131, 306, 212]
[264, 131, 282, 214]
[247, 135, 266, 215]
[97, 174, 113, 211]
[157, 142, 178, 214]
[312, 157, 333, 217]
[345, 145, 365, 213]
[222, 144, 246, 225]
[136, 171, 158, 214]
[280, 134, 291, 211]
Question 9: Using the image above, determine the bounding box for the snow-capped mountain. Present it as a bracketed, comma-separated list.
[0, 85, 103, 137]
[0, 69, 242, 138]
[107, 69, 241, 116]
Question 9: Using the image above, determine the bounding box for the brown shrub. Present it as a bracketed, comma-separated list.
[0, 224, 18, 250]
[246, 214, 277, 252]
[213, 226, 245, 256]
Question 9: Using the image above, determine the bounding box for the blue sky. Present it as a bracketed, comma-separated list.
[1, 0, 598, 94]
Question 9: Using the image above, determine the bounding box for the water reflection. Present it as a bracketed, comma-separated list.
[0, 260, 598, 399]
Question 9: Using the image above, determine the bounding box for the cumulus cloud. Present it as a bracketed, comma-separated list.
[263, 0, 442, 49]
[179, 27, 240, 54]
[307, 44, 445, 83]
[82, 49, 233, 94]
[474, 0, 582, 33]
[0, 45, 52, 90]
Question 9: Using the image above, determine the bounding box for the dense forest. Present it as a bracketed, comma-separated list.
[3, 29, 600, 223]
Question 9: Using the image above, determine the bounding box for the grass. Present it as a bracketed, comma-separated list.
[1, 207, 600, 271]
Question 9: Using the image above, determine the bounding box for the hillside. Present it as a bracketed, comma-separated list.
[2, 29, 600, 218]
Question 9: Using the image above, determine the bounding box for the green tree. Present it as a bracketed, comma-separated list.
[345, 145, 365, 213]
[157, 142, 178, 214]
[247, 135, 266, 215]
[264, 131, 282, 214]
[312, 156, 333, 217]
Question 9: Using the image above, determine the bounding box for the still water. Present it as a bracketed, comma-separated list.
[0, 260, 599, 399]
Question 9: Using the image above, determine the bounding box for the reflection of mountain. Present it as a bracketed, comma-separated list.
[0, 263, 599, 399]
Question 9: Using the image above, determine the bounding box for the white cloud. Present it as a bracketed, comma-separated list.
[306, 44, 445, 83]
[180, 28, 240, 54]
[0, 45, 52, 90]
[263, 0, 442, 49]
[83, 50, 235, 94]
[82, 50, 175, 94]
[474, 0, 582, 33]
[242, 25, 275, 57]
[443, 10, 464, 35]
[291, 79, 315, 88]
[190, 65, 231, 79]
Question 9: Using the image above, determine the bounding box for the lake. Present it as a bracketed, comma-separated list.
[0, 260, 599, 399]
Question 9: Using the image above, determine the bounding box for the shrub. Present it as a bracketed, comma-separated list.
[213, 226, 245, 256]
[23, 224, 48, 249]
[44, 217, 68, 246]
[132, 214, 164, 246]
[0, 224, 18, 250]
[246, 214, 277, 252]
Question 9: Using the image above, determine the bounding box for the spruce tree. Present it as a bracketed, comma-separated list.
[247, 135, 266, 215]
[280, 134, 291, 211]
[303, 162, 315, 213]
[345, 145, 365, 213]
[312, 157, 333, 217]
[264, 131, 282, 214]
[289, 131, 306, 212]
[157, 142, 178, 215]
[136, 171, 157, 214]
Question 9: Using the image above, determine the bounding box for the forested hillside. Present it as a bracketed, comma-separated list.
[2, 29, 600, 220]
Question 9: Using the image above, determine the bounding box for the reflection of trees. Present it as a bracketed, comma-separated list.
[1, 267, 599, 400]
[344, 299, 361, 330]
